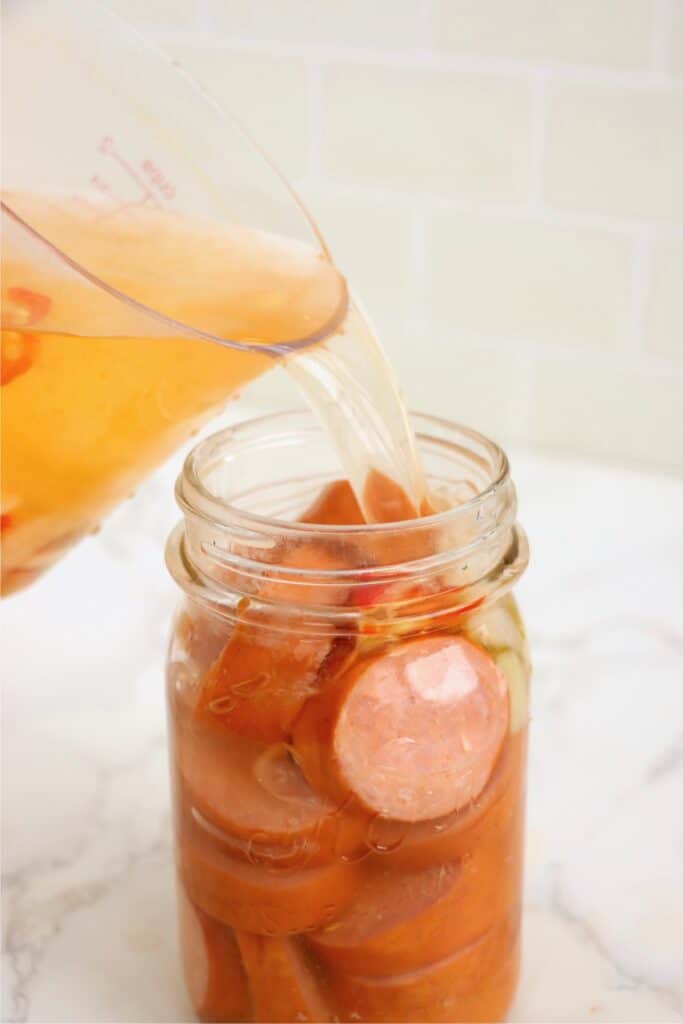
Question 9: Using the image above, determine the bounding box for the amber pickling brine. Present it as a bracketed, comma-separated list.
[165, 411, 530, 1023]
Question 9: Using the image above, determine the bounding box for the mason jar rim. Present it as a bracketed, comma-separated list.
[166, 410, 527, 630]
[177, 408, 510, 539]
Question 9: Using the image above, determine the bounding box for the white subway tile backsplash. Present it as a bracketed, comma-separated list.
[395, 343, 536, 448]
[305, 192, 415, 326]
[164, 47, 310, 177]
[436, 0, 652, 69]
[429, 214, 632, 351]
[544, 83, 683, 223]
[201, 0, 424, 49]
[529, 360, 683, 468]
[645, 239, 683, 358]
[100, 2, 683, 470]
[321, 63, 533, 201]
[672, 1, 683, 75]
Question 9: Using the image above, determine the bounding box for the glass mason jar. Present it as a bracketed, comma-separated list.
[165, 410, 530, 1024]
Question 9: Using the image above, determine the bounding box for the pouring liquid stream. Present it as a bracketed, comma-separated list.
[284, 299, 428, 523]
[1, 195, 427, 593]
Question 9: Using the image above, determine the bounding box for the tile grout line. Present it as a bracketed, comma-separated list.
[294, 177, 683, 241]
[426, 323, 683, 379]
[147, 31, 683, 90]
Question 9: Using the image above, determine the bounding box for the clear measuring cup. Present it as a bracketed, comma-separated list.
[1, 0, 348, 595]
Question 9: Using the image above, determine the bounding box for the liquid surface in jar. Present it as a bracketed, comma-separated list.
[1, 193, 425, 594]
[169, 478, 529, 1023]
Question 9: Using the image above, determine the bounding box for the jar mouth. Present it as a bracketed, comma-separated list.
[178, 409, 510, 538]
[168, 410, 527, 627]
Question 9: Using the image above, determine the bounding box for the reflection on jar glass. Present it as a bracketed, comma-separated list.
[165, 410, 530, 1023]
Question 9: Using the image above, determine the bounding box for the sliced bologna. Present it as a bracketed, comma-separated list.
[180, 811, 360, 936]
[177, 888, 250, 1022]
[258, 541, 356, 608]
[309, 795, 523, 980]
[362, 468, 419, 523]
[293, 634, 509, 822]
[176, 725, 366, 868]
[236, 932, 332, 1023]
[172, 605, 232, 680]
[197, 611, 351, 743]
[299, 479, 365, 526]
[309, 860, 462, 976]
[368, 728, 526, 871]
[327, 905, 521, 1024]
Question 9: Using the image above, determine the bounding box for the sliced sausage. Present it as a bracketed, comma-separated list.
[236, 932, 332, 1023]
[328, 905, 521, 1023]
[257, 541, 357, 608]
[197, 612, 351, 743]
[309, 792, 522, 979]
[293, 635, 509, 822]
[299, 479, 365, 526]
[177, 888, 250, 1022]
[171, 605, 232, 680]
[175, 725, 366, 867]
[370, 728, 526, 870]
[180, 812, 360, 936]
[362, 468, 419, 523]
[309, 860, 462, 976]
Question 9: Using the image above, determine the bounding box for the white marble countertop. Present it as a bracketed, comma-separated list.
[2, 423, 683, 1023]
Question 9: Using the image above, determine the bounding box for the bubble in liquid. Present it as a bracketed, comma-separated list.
[339, 842, 372, 866]
[231, 672, 270, 697]
[366, 814, 410, 855]
[208, 693, 237, 715]
[247, 831, 313, 874]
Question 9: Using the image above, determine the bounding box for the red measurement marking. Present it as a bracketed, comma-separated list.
[96, 135, 161, 210]
[90, 174, 117, 201]
[0, 513, 13, 533]
[141, 159, 175, 200]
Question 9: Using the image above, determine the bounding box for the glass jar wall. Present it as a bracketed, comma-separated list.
[165, 411, 530, 1023]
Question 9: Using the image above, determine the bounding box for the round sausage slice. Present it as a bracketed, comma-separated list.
[309, 788, 522, 979]
[197, 612, 350, 743]
[177, 889, 250, 1022]
[236, 932, 332, 1023]
[176, 725, 365, 867]
[293, 635, 509, 822]
[180, 813, 360, 936]
[299, 479, 365, 526]
[309, 860, 463, 976]
[369, 728, 526, 870]
[328, 909, 521, 1024]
